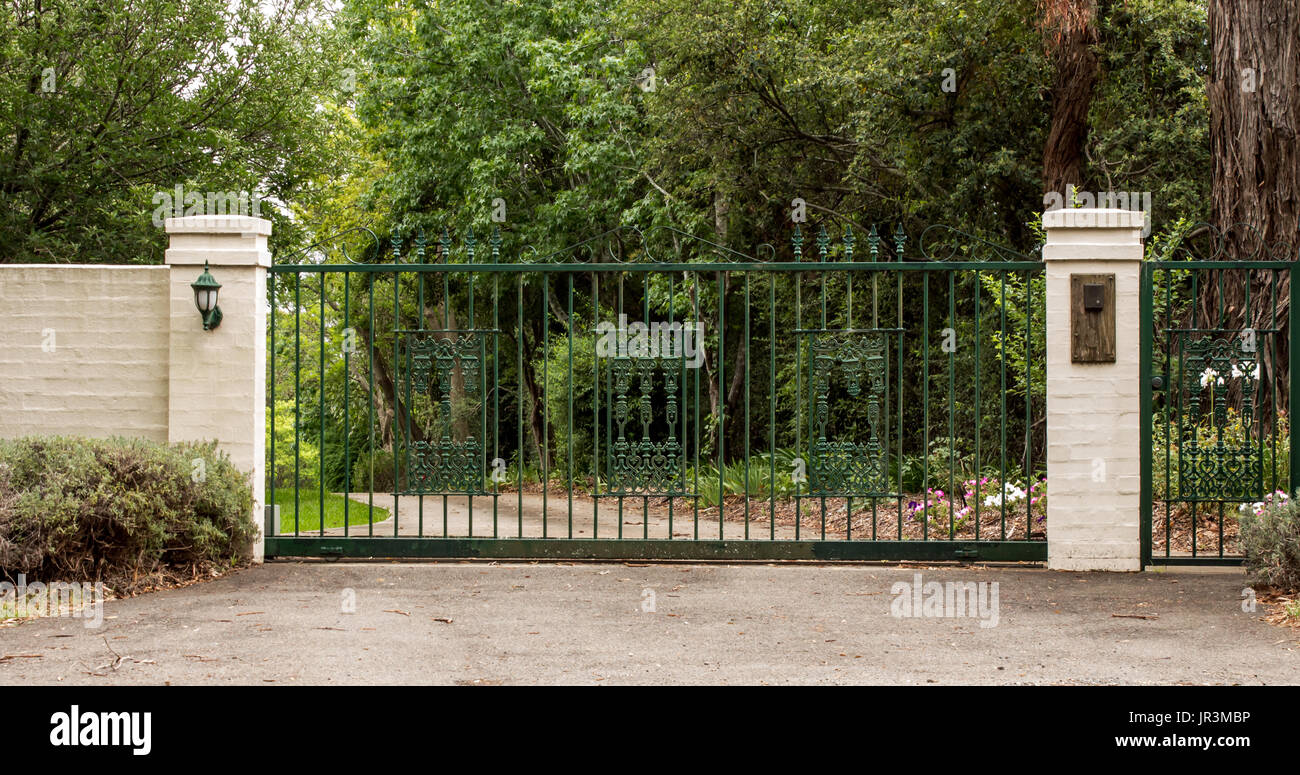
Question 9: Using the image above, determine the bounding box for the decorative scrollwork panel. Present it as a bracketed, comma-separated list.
[803, 329, 897, 498]
[397, 329, 493, 495]
[1174, 329, 1266, 501]
[601, 354, 689, 497]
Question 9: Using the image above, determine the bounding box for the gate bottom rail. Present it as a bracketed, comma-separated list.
[265, 537, 1047, 562]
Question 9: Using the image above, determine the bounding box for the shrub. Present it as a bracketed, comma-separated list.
[1239, 491, 1300, 591]
[267, 398, 321, 490]
[350, 447, 403, 493]
[0, 436, 255, 591]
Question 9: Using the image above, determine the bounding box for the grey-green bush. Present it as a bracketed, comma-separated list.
[0, 436, 255, 590]
[1239, 496, 1300, 592]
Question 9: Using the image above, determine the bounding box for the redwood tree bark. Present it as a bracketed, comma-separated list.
[1208, 0, 1300, 418]
[1039, 0, 1101, 198]
[1209, 0, 1300, 252]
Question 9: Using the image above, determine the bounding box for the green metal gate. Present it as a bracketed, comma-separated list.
[264, 224, 1048, 561]
[1140, 225, 1298, 565]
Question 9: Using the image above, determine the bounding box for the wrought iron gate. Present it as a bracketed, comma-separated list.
[1140, 225, 1298, 565]
[265, 225, 1048, 561]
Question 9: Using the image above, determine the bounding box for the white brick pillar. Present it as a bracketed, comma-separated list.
[1044, 208, 1144, 571]
[164, 215, 270, 562]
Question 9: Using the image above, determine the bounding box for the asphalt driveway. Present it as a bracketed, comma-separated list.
[1, 562, 1296, 685]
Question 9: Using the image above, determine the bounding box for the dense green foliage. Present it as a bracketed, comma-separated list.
[0, 0, 346, 262]
[0, 437, 255, 589]
[0, 1, 1229, 497]
[259, 0, 1220, 496]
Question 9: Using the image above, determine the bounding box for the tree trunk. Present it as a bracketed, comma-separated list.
[1039, 0, 1100, 198]
[519, 337, 550, 474]
[1208, 0, 1300, 419]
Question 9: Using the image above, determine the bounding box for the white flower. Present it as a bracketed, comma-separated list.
[1199, 367, 1218, 388]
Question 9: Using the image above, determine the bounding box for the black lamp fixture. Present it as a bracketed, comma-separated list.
[191, 261, 223, 331]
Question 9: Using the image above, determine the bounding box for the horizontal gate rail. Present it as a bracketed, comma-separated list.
[266, 224, 1048, 561]
[265, 537, 1047, 562]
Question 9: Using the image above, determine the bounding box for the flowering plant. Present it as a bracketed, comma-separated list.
[1238, 490, 1289, 519]
[906, 476, 1048, 532]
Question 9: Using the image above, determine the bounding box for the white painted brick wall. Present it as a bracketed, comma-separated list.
[0, 266, 170, 441]
[1043, 208, 1144, 571]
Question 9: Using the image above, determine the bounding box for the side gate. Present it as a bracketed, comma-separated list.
[264, 225, 1050, 562]
[1140, 228, 1298, 565]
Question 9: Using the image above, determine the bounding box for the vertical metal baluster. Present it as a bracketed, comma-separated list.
[294, 271, 301, 536]
[270, 271, 277, 539]
[744, 269, 751, 539]
[1000, 270, 1008, 540]
[467, 229, 477, 538]
[844, 227, 854, 540]
[492, 229, 501, 538]
[817, 225, 827, 540]
[973, 266, 981, 541]
[319, 272, 325, 536]
[643, 272, 650, 539]
[344, 271, 350, 538]
[392, 233, 401, 537]
[369, 273, 376, 534]
[669, 272, 677, 539]
[693, 272, 701, 539]
[717, 267, 726, 539]
[517, 273, 524, 538]
[568, 274, 575, 539]
[1023, 268, 1032, 541]
[870, 225, 879, 539]
[922, 264, 929, 541]
[542, 272, 549, 539]
[895, 226, 904, 540]
[793, 226, 803, 539]
[951, 269, 958, 539]
[592, 270, 600, 540]
[768, 267, 777, 540]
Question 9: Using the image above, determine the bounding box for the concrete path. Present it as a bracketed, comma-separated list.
[1, 563, 1295, 685]
[309, 492, 789, 539]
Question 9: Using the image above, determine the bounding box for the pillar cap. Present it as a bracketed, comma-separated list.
[1043, 208, 1145, 230]
[164, 215, 272, 236]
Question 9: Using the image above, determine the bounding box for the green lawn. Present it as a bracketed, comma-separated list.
[272, 489, 390, 533]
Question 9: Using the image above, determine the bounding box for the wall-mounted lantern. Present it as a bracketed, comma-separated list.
[191, 261, 223, 331]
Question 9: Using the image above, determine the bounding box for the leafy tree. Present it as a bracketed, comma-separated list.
[0, 0, 343, 263]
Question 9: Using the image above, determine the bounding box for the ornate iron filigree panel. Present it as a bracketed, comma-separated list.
[1174, 329, 1265, 501]
[600, 352, 689, 497]
[802, 329, 896, 497]
[396, 329, 492, 495]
